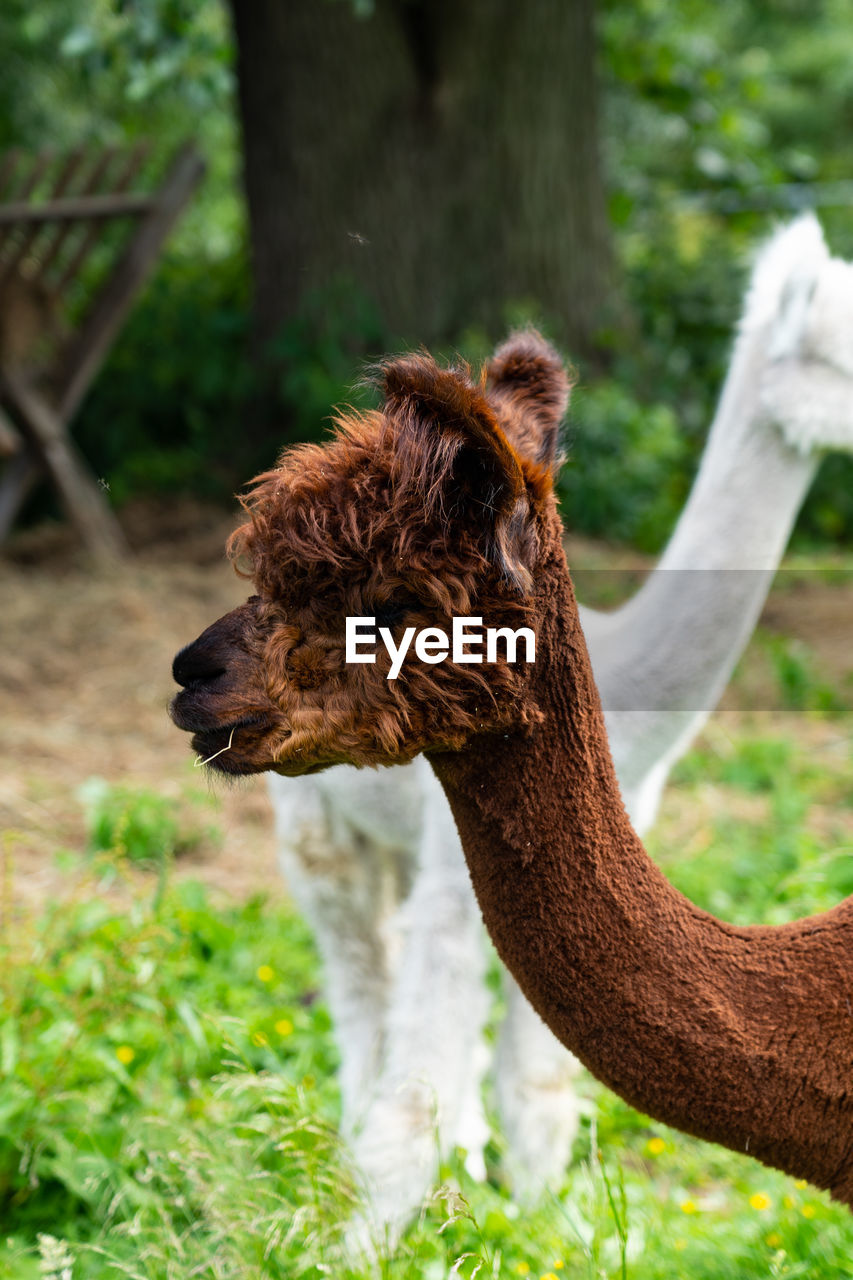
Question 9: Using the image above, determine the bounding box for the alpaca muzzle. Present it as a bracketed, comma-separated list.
[170, 601, 281, 774]
[170, 631, 238, 733]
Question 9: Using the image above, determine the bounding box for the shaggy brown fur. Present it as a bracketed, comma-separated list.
[172, 332, 566, 775]
[171, 330, 853, 1208]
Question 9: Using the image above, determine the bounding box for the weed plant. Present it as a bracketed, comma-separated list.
[77, 779, 221, 866]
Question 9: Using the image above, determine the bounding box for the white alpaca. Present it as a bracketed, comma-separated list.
[267, 215, 853, 1244]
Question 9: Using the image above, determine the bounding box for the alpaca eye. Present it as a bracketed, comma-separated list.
[371, 596, 419, 630]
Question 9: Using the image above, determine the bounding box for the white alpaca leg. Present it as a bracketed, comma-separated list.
[268, 771, 415, 1130]
[347, 761, 490, 1250]
[452, 1033, 492, 1181]
[494, 971, 585, 1199]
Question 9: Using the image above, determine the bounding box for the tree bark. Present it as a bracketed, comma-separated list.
[229, 0, 614, 363]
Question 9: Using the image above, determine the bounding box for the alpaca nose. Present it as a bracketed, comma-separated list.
[172, 639, 228, 688]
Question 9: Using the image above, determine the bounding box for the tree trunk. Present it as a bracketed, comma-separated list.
[229, 0, 614, 364]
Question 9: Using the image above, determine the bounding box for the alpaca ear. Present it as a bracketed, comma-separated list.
[380, 352, 537, 592]
[485, 329, 573, 473]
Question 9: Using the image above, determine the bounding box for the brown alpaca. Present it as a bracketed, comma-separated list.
[171, 333, 853, 1207]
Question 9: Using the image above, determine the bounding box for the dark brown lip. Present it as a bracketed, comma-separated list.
[169, 687, 270, 736]
[189, 728, 263, 775]
[178, 713, 274, 774]
[169, 689, 215, 733]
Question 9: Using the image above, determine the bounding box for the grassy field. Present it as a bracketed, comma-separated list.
[2, 540, 852, 1278]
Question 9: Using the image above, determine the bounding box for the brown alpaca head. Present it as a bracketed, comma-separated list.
[170, 331, 571, 776]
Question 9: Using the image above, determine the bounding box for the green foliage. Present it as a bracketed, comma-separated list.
[602, 0, 853, 241]
[661, 720, 853, 926]
[0, 0, 241, 256]
[793, 453, 853, 548]
[764, 635, 848, 715]
[263, 277, 388, 451]
[4, 682, 853, 1275]
[0, 877, 345, 1278]
[675, 734, 799, 794]
[0, 0, 232, 146]
[599, 0, 853, 547]
[60, 0, 232, 117]
[42, 268, 387, 514]
[0, 0, 96, 150]
[558, 380, 690, 551]
[70, 248, 254, 506]
[3, 854, 853, 1276]
[77, 777, 219, 865]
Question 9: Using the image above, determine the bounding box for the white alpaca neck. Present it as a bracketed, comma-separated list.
[579, 216, 840, 827]
[657, 327, 816, 572]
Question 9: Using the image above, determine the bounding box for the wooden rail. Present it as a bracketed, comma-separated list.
[0, 141, 205, 562]
[0, 192, 157, 225]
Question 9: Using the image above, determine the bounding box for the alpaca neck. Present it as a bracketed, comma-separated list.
[579, 308, 821, 828]
[658, 314, 818, 571]
[431, 530, 853, 1203]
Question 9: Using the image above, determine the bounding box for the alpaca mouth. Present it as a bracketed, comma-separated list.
[181, 716, 277, 776]
[170, 690, 268, 737]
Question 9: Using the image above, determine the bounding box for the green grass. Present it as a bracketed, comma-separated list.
[656, 733, 853, 923]
[2, 693, 853, 1275]
[0, 867, 349, 1279]
[77, 778, 221, 866]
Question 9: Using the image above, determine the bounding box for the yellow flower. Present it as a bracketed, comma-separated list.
[256, 965, 274, 983]
[515, 1265, 530, 1276]
[749, 1192, 772, 1211]
[801, 1203, 816, 1219]
[541, 1273, 560, 1280]
[680, 1199, 698, 1214]
[794, 1179, 808, 1190]
[275, 1017, 294, 1037]
[251, 1032, 268, 1047]
[646, 1136, 666, 1156]
[674, 1239, 687, 1252]
[782, 1195, 795, 1210]
[552, 1265, 564, 1273]
[765, 1233, 782, 1248]
[115, 1045, 135, 1066]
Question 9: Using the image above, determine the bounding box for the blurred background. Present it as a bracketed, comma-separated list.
[3, 0, 853, 551]
[3, 5, 853, 1277]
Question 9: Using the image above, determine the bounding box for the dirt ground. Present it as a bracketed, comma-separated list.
[0, 501, 280, 909]
[2, 501, 851, 910]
